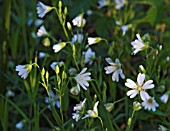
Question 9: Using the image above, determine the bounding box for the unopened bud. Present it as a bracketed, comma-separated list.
[67, 22, 72, 30]
[104, 103, 114, 112]
[55, 65, 60, 74]
[70, 86, 80, 95]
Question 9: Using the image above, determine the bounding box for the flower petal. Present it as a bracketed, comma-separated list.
[125, 79, 137, 89]
[137, 73, 145, 86]
[142, 80, 154, 89]
[140, 91, 150, 101]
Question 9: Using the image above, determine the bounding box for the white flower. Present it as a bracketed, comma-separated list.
[121, 25, 128, 35]
[71, 34, 84, 44]
[72, 112, 81, 122]
[104, 58, 125, 82]
[115, 0, 125, 10]
[45, 90, 60, 109]
[87, 37, 102, 45]
[53, 42, 67, 53]
[72, 14, 86, 27]
[37, 25, 48, 37]
[37, 2, 52, 18]
[74, 98, 86, 111]
[126, 73, 154, 101]
[34, 19, 43, 27]
[15, 64, 32, 79]
[75, 68, 91, 91]
[98, 0, 108, 9]
[84, 48, 95, 65]
[16, 120, 26, 129]
[82, 101, 99, 119]
[142, 96, 159, 112]
[158, 125, 168, 131]
[166, 56, 170, 62]
[6, 90, 15, 97]
[50, 61, 64, 70]
[160, 92, 169, 104]
[39, 52, 47, 58]
[131, 33, 148, 55]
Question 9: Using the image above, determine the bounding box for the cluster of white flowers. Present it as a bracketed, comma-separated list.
[72, 98, 86, 121]
[125, 72, 159, 112]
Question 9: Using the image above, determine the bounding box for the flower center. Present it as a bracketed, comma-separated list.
[137, 86, 142, 92]
[147, 98, 153, 104]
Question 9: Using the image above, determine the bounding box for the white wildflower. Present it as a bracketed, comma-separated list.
[84, 48, 95, 65]
[72, 14, 86, 27]
[104, 58, 125, 82]
[121, 25, 128, 35]
[142, 96, 159, 112]
[74, 98, 86, 111]
[115, 0, 125, 10]
[160, 92, 169, 104]
[37, 2, 52, 18]
[126, 73, 154, 101]
[15, 64, 32, 79]
[87, 37, 102, 45]
[16, 120, 26, 129]
[158, 125, 168, 131]
[82, 101, 99, 119]
[75, 68, 91, 91]
[39, 52, 47, 59]
[37, 25, 48, 37]
[6, 90, 15, 97]
[98, 0, 108, 9]
[53, 42, 66, 53]
[131, 33, 148, 55]
[71, 34, 84, 44]
[72, 111, 81, 122]
[45, 90, 60, 109]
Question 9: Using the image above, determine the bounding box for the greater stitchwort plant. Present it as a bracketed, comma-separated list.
[1, 0, 170, 130]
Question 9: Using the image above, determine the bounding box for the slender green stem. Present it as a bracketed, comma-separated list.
[97, 116, 103, 128]
[59, 96, 64, 124]
[113, 97, 125, 104]
[127, 110, 135, 131]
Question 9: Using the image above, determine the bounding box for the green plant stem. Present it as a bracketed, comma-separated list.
[0, 0, 11, 94]
[97, 116, 103, 128]
[59, 96, 64, 124]
[53, 7, 69, 40]
[127, 110, 135, 131]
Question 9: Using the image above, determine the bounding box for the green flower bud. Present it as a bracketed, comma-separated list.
[104, 103, 114, 112]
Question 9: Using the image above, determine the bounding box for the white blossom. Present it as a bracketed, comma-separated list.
[131, 33, 148, 55]
[45, 90, 60, 109]
[37, 2, 52, 18]
[142, 96, 159, 112]
[87, 37, 102, 45]
[75, 68, 91, 91]
[121, 25, 128, 35]
[74, 98, 86, 111]
[37, 25, 48, 37]
[6, 90, 15, 97]
[72, 111, 81, 122]
[72, 14, 86, 27]
[98, 0, 108, 9]
[16, 120, 26, 129]
[15, 64, 32, 79]
[158, 125, 168, 131]
[53, 42, 66, 53]
[84, 48, 95, 65]
[115, 0, 125, 10]
[160, 92, 169, 104]
[71, 34, 84, 44]
[82, 101, 99, 119]
[104, 58, 125, 82]
[126, 73, 154, 101]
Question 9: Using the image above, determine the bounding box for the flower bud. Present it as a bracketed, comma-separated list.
[55, 65, 60, 74]
[139, 65, 146, 74]
[70, 86, 80, 95]
[127, 118, 131, 126]
[133, 101, 142, 111]
[104, 103, 114, 112]
[67, 22, 72, 30]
